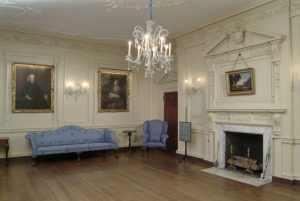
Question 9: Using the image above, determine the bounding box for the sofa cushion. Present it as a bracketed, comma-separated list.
[144, 142, 165, 148]
[86, 129, 105, 143]
[65, 144, 91, 152]
[88, 142, 115, 150]
[36, 145, 68, 155]
[34, 126, 107, 147]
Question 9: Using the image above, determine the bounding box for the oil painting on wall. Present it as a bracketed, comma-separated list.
[12, 63, 54, 113]
[225, 68, 255, 96]
[98, 69, 129, 112]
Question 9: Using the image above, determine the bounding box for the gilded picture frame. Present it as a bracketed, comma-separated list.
[225, 68, 255, 96]
[12, 63, 54, 113]
[98, 68, 129, 112]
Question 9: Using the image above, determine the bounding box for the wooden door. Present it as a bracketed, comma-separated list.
[164, 91, 178, 152]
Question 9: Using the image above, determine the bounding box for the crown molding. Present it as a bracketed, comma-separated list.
[0, 26, 126, 48]
[174, 0, 284, 40]
[0, 28, 127, 56]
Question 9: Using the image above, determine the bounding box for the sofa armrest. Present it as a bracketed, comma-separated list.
[25, 132, 37, 149]
[104, 130, 118, 147]
[161, 133, 169, 144]
[142, 133, 149, 144]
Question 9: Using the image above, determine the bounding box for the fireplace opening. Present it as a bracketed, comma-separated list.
[225, 132, 263, 176]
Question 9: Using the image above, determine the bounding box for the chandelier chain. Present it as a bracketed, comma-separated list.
[149, 0, 152, 20]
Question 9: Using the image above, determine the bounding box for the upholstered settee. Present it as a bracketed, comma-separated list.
[25, 125, 118, 165]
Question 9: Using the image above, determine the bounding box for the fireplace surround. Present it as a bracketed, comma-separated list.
[216, 123, 273, 181]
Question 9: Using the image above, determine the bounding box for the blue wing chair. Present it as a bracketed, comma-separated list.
[142, 119, 168, 152]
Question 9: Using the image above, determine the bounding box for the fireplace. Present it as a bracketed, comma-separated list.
[216, 123, 273, 181]
[225, 132, 263, 176]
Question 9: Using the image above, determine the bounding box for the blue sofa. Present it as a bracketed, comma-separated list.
[25, 125, 118, 165]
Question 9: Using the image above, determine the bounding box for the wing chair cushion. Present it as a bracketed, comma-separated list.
[148, 120, 164, 142]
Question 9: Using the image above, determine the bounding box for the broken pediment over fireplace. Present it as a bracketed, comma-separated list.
[205, 27, 285, 58]
[205, 27, 287, 110]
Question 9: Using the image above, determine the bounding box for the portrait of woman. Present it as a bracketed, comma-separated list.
[98, 69, 129, 112]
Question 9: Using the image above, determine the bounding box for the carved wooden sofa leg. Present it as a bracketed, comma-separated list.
[115, 149, 119, 159]
[32, 156, 37, 166]
[142, 147, 146, 156]
[76, 153, 81, 162]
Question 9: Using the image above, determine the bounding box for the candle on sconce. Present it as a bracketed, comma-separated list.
[169, 43, 171, 57]
[128, 41, 132, 56]
[82, 81, 89, 89]
[66, 81, 74, 88]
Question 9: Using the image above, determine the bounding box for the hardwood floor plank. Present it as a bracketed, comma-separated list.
[1, 151, 300, 201]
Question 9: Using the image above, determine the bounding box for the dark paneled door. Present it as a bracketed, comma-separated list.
[164, 91, 178, 152]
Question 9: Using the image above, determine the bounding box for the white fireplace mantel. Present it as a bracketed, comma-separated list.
[207, 110, 285, 136]
[216, 123, 273, 181]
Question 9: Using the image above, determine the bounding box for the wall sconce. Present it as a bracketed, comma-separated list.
[184, 77, 202, 94]
[64, 81, 89, 99]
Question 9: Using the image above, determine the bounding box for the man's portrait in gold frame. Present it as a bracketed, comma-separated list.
[12, 63, 54, 113]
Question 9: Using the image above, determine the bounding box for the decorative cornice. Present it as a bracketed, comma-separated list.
[175, 0, 289, 48]
[0, 29, 126, 56]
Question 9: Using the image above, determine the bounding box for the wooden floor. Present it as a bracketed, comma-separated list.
[1, 150, 300, 201]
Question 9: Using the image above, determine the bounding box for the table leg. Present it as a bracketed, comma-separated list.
[5, 144, 9, 164]
[128, 133, 132, 153]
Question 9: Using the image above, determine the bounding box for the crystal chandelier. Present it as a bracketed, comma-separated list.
[126, 0, 173, 78]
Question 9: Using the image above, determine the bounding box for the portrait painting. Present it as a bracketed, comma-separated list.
[12, 63, 54, 113]
[225, 68, 255, 96]
[98, 69, 129, 112]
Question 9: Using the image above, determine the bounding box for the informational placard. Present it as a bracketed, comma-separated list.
[179, 122, 191, 142]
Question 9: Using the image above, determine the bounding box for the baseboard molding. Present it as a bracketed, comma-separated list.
[272, 176, 300, 186]
[176, 153, 214, 167]
[0, 146, 142, 162]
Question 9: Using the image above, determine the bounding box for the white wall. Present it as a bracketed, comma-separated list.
[0, 29, 177, 158]
[175, 0, 299, 181]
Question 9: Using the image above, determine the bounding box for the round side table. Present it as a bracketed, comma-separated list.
[123, 130, 136, 154]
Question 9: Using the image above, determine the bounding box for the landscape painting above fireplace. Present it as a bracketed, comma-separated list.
[225, 68, 255, 96]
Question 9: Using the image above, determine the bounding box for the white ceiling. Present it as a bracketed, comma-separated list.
[0, 0, 272, 44]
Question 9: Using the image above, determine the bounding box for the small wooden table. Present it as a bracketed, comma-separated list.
[0, 137, 9, 164]
[123, 130, 136, 154]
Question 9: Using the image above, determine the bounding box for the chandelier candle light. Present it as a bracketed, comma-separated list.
[126, 0, 173, 78]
